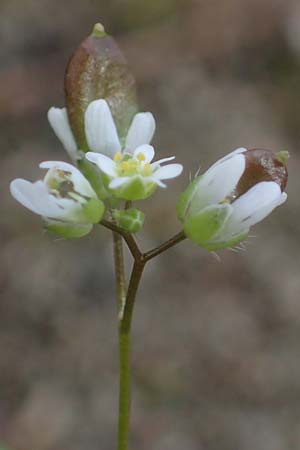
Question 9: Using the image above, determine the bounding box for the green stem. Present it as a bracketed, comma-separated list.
[117, 260, 145, 450]
[108, 221, 185, 450]
[112, 232, 126, 316]
[117, 327, 131, 450]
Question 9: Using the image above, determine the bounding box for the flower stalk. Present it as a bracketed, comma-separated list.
[109, 222, 186, 450]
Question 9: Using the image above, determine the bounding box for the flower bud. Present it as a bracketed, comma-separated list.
[113, 208, 145, 233]
[177, 148, 288, 250]
[65, 23, 138, 150]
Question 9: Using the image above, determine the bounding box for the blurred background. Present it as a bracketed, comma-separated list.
[1, 0, 300, 449]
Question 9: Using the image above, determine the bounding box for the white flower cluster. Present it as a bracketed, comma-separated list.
[49, 99, 182, 200]
[10, 100, 183, 237]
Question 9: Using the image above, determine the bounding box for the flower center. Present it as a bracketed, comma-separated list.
[113, 152, 154, 177]
[46, 169, 85, 202]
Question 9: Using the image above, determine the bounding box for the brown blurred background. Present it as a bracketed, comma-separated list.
[1, 0, 300, 449]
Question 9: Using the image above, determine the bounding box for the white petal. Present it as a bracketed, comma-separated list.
[153, 156, 175, 165]
[40, 161, 96, 198]
[10, 179, 45, 214]
[125, 112, 156, 152]
[133, 145, 155, 163]
[153, 163, 183, 180]
[47, 107, 78, 161]
[278, 192, 287, 206]
[85, 99, 121, 157]
[86, 152, 117, 177]
[209, 147, 247, 171]
[192, 154, 245, 212]
[109, 177, 131, 189]
[224, 181, 282, 236]
[10, 179, 64, 218]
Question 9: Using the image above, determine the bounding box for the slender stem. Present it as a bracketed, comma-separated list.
[105, 220, 186, 450]
[120, 260, 146, 334]
[117, 259, 145, 450]
[144, 231, 186, 261]
[112, 232, 126, 315]
[102, 219, 141, 260]
[118, 327, 131, 450]
[102, 219, 185, 262]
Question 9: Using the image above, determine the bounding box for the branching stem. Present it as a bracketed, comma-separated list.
[106, 219, 186, 450]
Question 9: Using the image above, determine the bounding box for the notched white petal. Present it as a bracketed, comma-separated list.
[10, 179, 45, 215]
[125, 112, 156, 151]
[85, 99, 121, 157]
[10, 179, 65, 218]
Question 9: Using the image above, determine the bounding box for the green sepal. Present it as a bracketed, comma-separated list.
[78, 158, 109, 200]
[45, 221, 93, 239]
[112, 176, 157, 201]
[176, 176, 200, 222]
[183, 204, 231, 245]
[201, 230, 249, 251]
[113, 208, 145, 233]
[65, 24, 138, 150]
[81, 197, 105, 224]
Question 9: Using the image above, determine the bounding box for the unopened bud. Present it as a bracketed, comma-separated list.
[113, 208, 145, 233]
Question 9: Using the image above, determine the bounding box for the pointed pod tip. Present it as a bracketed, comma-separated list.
[276, 150, 290, 165]
[91, 23, 107, 37]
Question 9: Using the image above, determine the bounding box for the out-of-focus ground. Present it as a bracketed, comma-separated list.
[1, 0, 300, 449]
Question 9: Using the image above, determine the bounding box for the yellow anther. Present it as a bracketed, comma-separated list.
[144, 163, 151, 170]
[114, 152, 122, 162]
[120, 161, 130, 171]
[137, 152, 146, 161]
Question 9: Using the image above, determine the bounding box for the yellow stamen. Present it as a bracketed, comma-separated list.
[114, 152, 122, 162]
[144, 163, 151, 170]
[120, 161, 129, 171]
[137, 152, 146, 161]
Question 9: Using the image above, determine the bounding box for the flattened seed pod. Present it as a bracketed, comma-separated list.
[65, 23, 138, 150]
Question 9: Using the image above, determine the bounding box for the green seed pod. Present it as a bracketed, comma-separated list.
[65, 23, 138, 150]
[113, 208, 145, 233]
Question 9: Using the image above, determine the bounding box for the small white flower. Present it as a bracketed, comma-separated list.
[10, 161, 104, 237]
[178, 148, 288, 250]
[48, 99, 156, 161]
[86, 145, 183, 201]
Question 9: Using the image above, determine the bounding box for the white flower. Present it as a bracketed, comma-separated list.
[177, 148, 288, 250]
[10, 161, 104, 237]
[47, 99, 156, 162]
[85, 145, 183, 201]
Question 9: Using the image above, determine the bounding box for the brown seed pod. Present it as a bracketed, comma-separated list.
[65, 24, 138, 151]
[235, 148, 288, 198]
